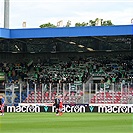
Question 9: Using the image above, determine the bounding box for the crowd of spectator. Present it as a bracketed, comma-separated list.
[1, 53, 133, 105]
[0, 54, 133, 87]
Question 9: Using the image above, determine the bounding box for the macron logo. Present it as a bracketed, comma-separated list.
[89, 106, 94, 112]
[44, 106, 48, 112]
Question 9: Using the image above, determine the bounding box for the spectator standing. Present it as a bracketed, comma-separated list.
[0, 95, 5, 116]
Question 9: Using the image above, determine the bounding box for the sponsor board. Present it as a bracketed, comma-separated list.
[5, 104, 133, 113]
[4, 104, 97, 113]
[52, 104, 86, 113]
[52, 104, 96, 113]
[41, 104, 98, 113]
[90, 104, 133, 113]
[6, 105, 40, 113]
[98, 105, 133, 113]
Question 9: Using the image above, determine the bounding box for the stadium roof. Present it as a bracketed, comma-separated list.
[0, 25, 133, 53]
[0, 25, 133, 39]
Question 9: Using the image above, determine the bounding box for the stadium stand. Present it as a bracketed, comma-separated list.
[0, 53, 132, 105]
[0, 25, 133, 105]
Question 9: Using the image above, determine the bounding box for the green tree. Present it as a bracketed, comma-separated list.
[39, 18, 113, 28]
[89, 19, 98, 26]
[75, 22, 88, 27]
[102, 20, 113, 26]
[39, 22, 57, 28]
[65, 20, 71, 27]
[89, 18, 113, 26]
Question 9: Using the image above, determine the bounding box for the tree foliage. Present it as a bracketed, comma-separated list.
[39, 22, 57, 28]
[75, 22, 88, 27]
[39, 18, 114, 28]
[89, 18, 113, 26]
[102, 20, 113, 26]
[65, 20, 71, 27]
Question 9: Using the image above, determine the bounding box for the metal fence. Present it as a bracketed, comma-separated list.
[4, 82, 133, 105]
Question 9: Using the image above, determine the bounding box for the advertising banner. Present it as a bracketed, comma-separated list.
[40, 104, 98, 113]
[90, 104, 133, 113]
[5, 104, 98, 113]
[98, 105, 133, 113]
[5, 105, 40, 113]
[4, 104, 133, 113]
